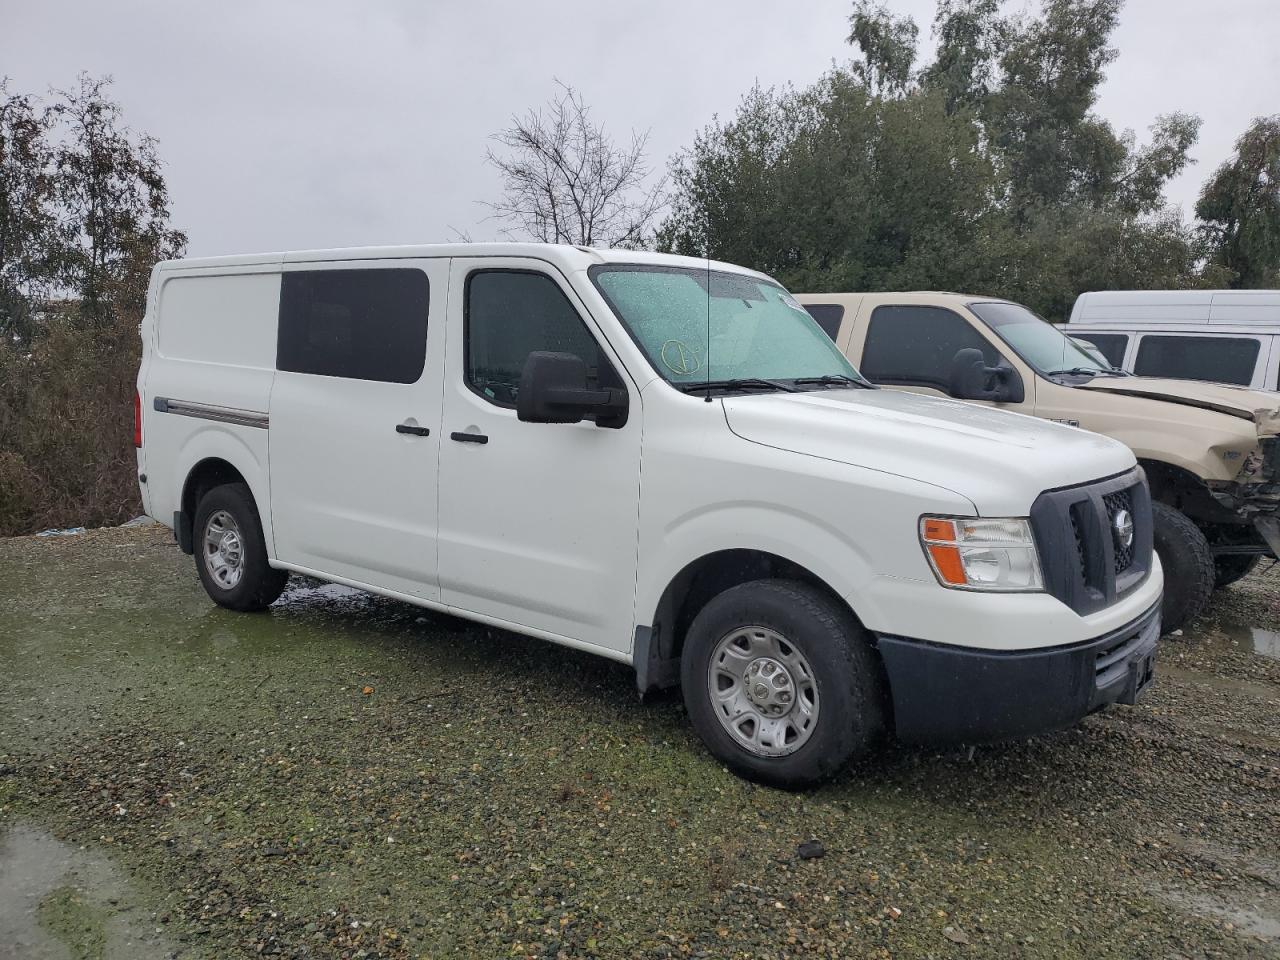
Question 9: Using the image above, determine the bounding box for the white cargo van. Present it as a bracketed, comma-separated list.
[1067, 290, 1280, 389]
[136, 244, 1162, 786]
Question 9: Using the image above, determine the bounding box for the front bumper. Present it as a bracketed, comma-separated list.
[874, 600, 1160, 745]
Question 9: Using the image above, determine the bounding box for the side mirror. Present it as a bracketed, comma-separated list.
[948, 348, 1024, 403]
[517, 351, 629, 428]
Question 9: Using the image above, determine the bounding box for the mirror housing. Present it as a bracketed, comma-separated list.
[517, 351, 628, 428]
[948, 348, 1024, 403]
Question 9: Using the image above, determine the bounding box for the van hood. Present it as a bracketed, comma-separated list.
[722, 389, 1135, 516]
[1082, 377, 1280, 437]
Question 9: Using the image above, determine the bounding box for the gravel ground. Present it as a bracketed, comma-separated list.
[0, 525, 1277, 959]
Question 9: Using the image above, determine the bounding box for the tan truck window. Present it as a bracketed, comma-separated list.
[861, 305, 998, 391]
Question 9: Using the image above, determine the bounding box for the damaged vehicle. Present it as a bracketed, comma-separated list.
[796, 291, 1278, 632]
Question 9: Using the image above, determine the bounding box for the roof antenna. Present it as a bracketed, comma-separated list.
[704, 232, 712, 402]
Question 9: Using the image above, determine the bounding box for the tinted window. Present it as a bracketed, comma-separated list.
[278, 269, 429, 383]
[861, 305, 999, 390]
[1134, 335, 1260, 386]
[802, 303, 845, 341]
[1072, 333, 1128, 368]
[466, 270, 607, 407]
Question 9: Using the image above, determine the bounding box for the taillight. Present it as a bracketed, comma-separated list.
[134, 391, 142, 448]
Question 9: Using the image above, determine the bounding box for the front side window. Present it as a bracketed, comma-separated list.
[277, 268, 429, 383]
[861, 305, 999, 390]
[1134, 335, 1260, 386]
[589, 265, 859, 388]
[465, 270, 607, 407]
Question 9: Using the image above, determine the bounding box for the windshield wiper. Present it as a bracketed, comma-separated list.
[1046, 366, 1102, 377]
[1047, 366, 1129, 378]
[791, 374, 873, 390]
[678, 378, 799, 394]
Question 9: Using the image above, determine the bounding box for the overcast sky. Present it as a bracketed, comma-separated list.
[4, 0, 1277, 258]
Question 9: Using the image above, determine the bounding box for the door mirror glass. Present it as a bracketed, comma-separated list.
[517, 352, 629, 428]
[948, 348, 1024, 403]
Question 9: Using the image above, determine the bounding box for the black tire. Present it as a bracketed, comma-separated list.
[1151, 502, 1214, 633]
[192, 482, 288, 612]
[680, 578, 885, 789]
[1213, 554, 1259, 589]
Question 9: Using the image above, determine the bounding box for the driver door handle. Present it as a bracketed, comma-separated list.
[396, 423, 430, 437]
[450, 431, 488, 444]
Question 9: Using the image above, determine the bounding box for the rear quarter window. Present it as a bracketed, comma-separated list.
[1133, 335, 1260, 386]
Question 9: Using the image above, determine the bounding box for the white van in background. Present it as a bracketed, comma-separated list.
[136, 243, 1162, 787]
[1066, 290, 1280, 389]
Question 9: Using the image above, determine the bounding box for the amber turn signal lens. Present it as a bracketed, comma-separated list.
[922, 518, 955, 542]
[926, 543, 967, 585]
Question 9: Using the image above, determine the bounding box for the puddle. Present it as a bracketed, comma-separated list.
[1157, 886, 1280, 942]
[272, 581, 367, 608]
[0, 825, 177, 959]
[1236, 626, 1280, 661]
[1185, 620, 1280, 663]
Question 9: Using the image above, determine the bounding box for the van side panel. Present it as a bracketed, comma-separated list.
[140, 265, 282, 552]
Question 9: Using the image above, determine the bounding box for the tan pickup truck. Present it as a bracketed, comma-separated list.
[795, 292, 1279, 632]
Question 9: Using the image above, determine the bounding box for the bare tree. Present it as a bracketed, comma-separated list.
[484, 82, 665, 249]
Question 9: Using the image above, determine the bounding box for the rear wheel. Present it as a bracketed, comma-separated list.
[193, 483, 288, 611]
[1213, 554, 1260, 589]
[1152, 502, 1214, 633]
[680, 579, 884, 788]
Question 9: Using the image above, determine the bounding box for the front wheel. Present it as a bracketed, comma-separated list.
[193, 482, 289, 611]
[1151, 502, 1214, 633]
[680, 579, 885, 788]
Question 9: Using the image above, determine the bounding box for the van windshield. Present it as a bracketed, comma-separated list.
[589, 264, 866, 393]
[970, 301, 1124, 378]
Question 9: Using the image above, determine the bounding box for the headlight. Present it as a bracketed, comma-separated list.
[919, 516, 1043, 592]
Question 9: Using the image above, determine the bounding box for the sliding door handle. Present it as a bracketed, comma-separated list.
[396, 423, 431, 437]
[450, 431, 488, 444]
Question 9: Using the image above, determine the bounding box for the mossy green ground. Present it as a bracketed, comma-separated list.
[1, 526, 1277, 958]
[37, 887, 109, 960]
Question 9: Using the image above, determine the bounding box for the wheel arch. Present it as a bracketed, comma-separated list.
[178, 456, 264, 555]
[634, 548, 865, 694]
[1138, 457, 1236, 525]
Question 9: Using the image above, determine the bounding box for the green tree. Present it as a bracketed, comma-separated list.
[52, 74, 186, 327]
[986, 0, 1127, 210]
[660, 0, 1210, 320]
[1195, 116, 1280, 288]
[922, 0, 1008, 114]
[847, 1, 919, 96]
[0, 79, 59, 339]
[0, 74, 185, 535]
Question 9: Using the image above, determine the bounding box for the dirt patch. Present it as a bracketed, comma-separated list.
[1, 526, 1278, 958]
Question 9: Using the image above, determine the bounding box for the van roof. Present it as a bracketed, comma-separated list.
[154, 242, 773, 281]
[1069, 289, 1280, 327]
